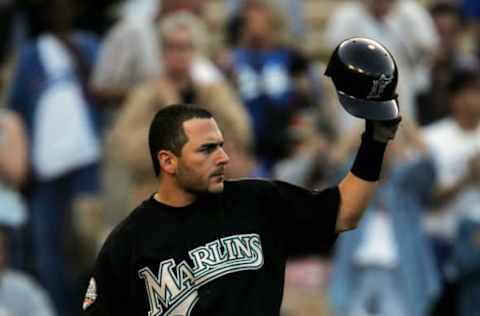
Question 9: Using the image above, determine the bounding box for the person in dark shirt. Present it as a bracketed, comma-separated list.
[82, 103, 399, 315]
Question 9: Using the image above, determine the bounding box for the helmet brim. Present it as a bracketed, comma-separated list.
[337, 91, 399, 121]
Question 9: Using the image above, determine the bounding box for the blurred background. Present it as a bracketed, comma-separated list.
[1, 0, 480, 315]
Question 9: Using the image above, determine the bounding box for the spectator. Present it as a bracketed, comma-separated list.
[452, 202, 480, 316]
[8, 0, 103, 314]
[325, 0, 439, 126]
[228, 0, 318, 170]
[108, 11, 252, 213]
[273, 111, 333, 188]
[416, 2, 478, 126]
[0, 226, 56, 316]
[118, 0, 161, 20]
[91, 0, 222, 107]
[330, 127, 440, 316]
[0, 109, 28, 270]
[226, 0, 306, 40]
[422, 70, 480, 316]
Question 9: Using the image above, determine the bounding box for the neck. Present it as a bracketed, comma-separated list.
[155, 178, 197, 207]
[244, 36, 272, 51]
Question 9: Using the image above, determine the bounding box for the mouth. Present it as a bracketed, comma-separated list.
[210, 169, 225, 180]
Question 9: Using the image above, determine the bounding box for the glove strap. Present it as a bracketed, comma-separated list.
[351, 133, 387, 181]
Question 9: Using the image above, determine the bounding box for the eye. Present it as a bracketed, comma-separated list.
[200, 144, 217, 153]
[199, 142, 224, 154]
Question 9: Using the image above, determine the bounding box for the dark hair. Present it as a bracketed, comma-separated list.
[430, 2, 464, 24]
[448, 70, 480, 96]
[149, 104, 213, 177]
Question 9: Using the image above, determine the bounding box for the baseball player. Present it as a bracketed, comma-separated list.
[82, 38, 401, 316]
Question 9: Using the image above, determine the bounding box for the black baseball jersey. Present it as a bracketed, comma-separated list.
[82, 179, 340, 316]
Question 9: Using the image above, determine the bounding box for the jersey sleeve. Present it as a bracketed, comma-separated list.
[266, 180, 340, 257]
[82, 236, 126, 315]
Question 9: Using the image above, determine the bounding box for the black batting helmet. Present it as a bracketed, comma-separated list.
[325, 37, 400, 121]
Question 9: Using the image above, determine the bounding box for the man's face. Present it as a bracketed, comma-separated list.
[163, 27, 195, 79]
[243, 6, 273, 44]
[175, 118, 230, 194]
[434, 13, 460, 51]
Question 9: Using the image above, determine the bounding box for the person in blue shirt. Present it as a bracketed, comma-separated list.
[330, 150, 441, 316]
[8, 1, 103, 315]
[228, 0, 319, 170]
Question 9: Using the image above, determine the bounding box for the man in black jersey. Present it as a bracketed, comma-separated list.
[82, 103, 400, 315]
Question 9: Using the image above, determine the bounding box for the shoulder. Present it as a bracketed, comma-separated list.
[225, 177, 274, 187]
[100, 202, 151, 254]
[422, 118, 455, 143]
[223, 178, 306, 198]
[125, 79, 172, 105]
[224, 178, 277, 195]
[222, 179, 280, 209]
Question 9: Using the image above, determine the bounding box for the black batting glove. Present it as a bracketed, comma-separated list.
[364, 117, 402, 143]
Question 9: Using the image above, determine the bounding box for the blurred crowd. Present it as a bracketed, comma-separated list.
[1, 0, 480, 315]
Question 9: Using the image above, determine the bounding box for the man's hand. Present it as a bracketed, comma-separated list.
[365, 117, 402, 143]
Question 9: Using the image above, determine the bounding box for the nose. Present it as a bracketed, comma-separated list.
[216, 147, 230, 165]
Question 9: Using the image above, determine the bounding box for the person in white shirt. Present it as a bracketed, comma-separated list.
[0, 226, 56, 316]
[422, 70, 480, 307]
[423, 70, 480, 247]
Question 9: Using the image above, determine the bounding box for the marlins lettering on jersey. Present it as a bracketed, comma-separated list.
[138, 234, 264, 316]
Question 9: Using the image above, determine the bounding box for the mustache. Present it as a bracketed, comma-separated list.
[210, 167, 225, 177]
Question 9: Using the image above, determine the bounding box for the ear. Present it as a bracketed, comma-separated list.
[157, 150, 177, 175]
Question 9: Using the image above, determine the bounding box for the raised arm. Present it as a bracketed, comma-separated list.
[336, 118, 401, 232]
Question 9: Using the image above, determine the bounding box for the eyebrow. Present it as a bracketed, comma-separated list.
[197, 140, 224, 150]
